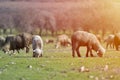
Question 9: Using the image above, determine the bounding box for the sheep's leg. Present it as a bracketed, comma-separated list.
[110, 43, 112, 48]
[89, 49, 93, 57]
[72, 48, 75, 57]
[106, 43, 108, 49]
[33, 53, 35, 57]
[63, 41, 66, 47]
[41, 54, 43, 57]
[115, 44, 119, 51]
[76, 46, 81, 57]
[37, 54, 40, 58]
[72, 44, 75, 57]
[38, 54, 42, 57]
[111, 43, 114, 49]
[17, 50, 19, 53]
[86, 46, 93, 57]
[113, 43, 114, 49]
[56, 42, 60, 48]
[72, 40, 80, 57]
[86, 47, 89, 57]
[26, 46, 29, 53]
[13, 50, 15, 54]
[35, 54, 38, 58]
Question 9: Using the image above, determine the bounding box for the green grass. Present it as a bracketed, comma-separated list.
[0, 37, 120, 80]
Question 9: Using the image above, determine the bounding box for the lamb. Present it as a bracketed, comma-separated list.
[32, 35, 43, 58]
[71, 31, 106, 57]
[104, 34, 115, 49]
[55, 34, 71, 48]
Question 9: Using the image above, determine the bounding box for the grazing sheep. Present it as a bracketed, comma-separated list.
[2, 33, 32, 54]
[32, 35, 43, 58]
[114, 33, 120, 50]
[2, 35, 24, 54]
[55, 34, 71, 48]
[45, 39, 54, 44]
[104, 34, 115, 49]
[71, 31, 105, 57]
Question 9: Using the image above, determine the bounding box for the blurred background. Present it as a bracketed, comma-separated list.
[0, 0, 120, 37]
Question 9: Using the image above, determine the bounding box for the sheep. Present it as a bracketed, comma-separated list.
[55, 34, 71, 48]
[71, 31, 106, 57]
[2, 33, 32, 54]
[45, 39, 54, 44]
[32, 35, 43, 58]
[104, 34, 115, 49]
[114, 33, 120, 50]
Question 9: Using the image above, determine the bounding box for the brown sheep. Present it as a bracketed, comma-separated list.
[2, 35, 24, 54]
[55, 34, 71, 48]
[2, 33, 32, 54]
[71, 31, 105, 57]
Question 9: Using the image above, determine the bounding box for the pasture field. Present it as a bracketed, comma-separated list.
[0, 36, 120, 80]
[0, 1, 120, 80]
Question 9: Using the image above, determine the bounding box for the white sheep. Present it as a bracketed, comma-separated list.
[71, 31, 105, 57]
[32, 35, 43, 58]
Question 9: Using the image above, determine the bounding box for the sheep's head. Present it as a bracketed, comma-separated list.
[97, 47, 106, 57]
[45, 39, 49, 43]
[1, 43, 10, 54]
[33, 49, 43, 57]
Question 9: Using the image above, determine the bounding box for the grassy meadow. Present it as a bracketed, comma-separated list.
[0, 36, 120, 80]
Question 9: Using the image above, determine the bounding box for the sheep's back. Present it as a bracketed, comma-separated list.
[72, 31, 100, 46]
[32, 35, 43, 50]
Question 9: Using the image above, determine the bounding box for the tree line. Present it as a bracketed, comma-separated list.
[0, 1, 120, 36]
